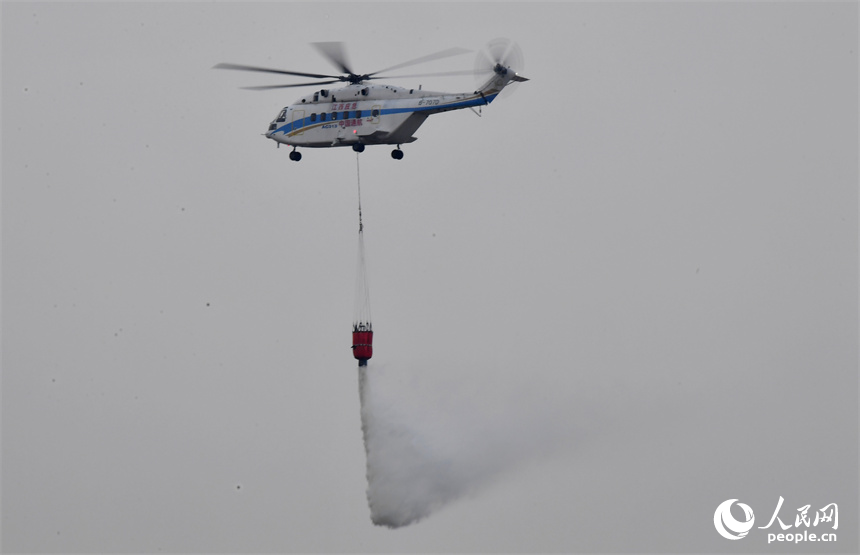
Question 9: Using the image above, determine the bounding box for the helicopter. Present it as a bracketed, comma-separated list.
[214, 39, 528, 161]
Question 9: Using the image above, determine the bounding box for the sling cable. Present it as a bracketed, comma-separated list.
[352, 153, 373, 366]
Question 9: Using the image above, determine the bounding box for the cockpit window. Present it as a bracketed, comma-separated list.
[276, 109, 287, 123]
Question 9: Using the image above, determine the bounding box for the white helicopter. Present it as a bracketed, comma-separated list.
[215, 39, 527, 161]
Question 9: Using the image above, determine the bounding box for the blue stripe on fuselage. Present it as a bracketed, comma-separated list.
[273, 93, 498, 136]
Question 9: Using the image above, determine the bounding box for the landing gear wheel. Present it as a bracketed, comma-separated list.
[352, 143, 365, 153]
[289, 150, 302, 162]
[391, 148, 404, 160]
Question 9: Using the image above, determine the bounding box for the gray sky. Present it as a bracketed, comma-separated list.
[2, 1, 857, 553]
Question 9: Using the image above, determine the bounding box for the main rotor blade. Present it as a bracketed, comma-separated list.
[311, 42, 354, 75]
[370, 69, 480, 80]
[368, 47, 470, 77]
[213, 62, 339, 80]
[241, 79, 343, 90]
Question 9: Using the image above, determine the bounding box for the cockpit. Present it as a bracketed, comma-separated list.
[268, 107, 288, 132]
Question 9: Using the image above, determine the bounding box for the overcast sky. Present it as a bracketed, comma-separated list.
[2, 1, 857, 553]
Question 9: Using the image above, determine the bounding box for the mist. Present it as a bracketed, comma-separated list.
[357, 361, 575, 528]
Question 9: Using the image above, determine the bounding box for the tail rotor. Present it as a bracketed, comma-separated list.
[474, 38, 526, 99]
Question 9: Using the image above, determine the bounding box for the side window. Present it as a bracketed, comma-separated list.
[332, 112, 338, 120]
[320, 113, 327, 122]
[344, 111, 351, 119]
[277, 109, 287, 123]
[355, 110, 363, 118]
[371, 108, 380, 117]
[310, 113, 317, 122]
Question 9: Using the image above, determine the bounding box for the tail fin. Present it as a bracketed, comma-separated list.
[478, 68, 529, 99]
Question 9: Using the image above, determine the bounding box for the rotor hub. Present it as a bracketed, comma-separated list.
[346, 74, 371, 84]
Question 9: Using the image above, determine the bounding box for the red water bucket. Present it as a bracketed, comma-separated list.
[352, 330, 373, 365]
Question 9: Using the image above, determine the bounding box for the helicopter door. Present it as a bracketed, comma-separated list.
[370, 105, 381, 125]
[292, 109, 305, 135]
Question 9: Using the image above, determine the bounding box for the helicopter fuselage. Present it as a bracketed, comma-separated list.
[265, 83, 498, 148]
